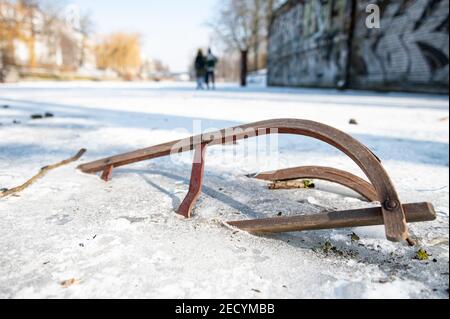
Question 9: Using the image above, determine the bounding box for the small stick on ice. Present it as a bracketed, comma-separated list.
[0, 149, 87, 199]
[268, 180, 315, 190]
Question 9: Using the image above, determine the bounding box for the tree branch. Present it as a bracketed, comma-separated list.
[0, 149, 87, 199]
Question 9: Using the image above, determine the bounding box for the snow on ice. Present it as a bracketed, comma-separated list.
[0, 81, 448, 299]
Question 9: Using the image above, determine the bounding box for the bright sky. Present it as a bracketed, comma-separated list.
[70, 0, 217, 72]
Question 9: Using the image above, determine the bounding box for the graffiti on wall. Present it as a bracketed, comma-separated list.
[350, 0, 449, 92]
[268, 0, 449, 93]
[268, 0, 353, 88]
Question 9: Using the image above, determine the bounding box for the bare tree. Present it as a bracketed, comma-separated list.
[210, 0, 281, 86]
[211, 0, 252, 86]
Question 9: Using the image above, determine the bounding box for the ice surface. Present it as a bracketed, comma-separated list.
[0, 81, 448, 299]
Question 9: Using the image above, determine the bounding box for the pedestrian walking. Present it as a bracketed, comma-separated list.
[205, 48, 218, 90]
[194, 49, 206, 90]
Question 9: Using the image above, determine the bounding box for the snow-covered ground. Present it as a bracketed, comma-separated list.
[0, 81, 448, 299]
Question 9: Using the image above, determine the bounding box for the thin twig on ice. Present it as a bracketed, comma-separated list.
[0, 149, 87, 199]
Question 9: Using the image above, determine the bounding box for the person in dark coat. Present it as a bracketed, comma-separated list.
[205, 48, 218, 90]
[194, 49, 206, 89]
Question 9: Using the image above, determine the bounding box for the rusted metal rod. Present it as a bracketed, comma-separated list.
[101, 165, 114, 182]
[228, 202, 436, 234]
[178, 144, 208, 218]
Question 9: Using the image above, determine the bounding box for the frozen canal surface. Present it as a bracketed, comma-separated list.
[0, 82, 448, 299]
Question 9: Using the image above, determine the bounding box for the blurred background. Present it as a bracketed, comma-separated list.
[0, 0, 448, 93]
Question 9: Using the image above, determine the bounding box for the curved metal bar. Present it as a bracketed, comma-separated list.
[77, 119, 408, 241]
[254, 166, 379, 202]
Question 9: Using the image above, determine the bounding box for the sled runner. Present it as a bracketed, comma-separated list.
[77, 119, 436, 243]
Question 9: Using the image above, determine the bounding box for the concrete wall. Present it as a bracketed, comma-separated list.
[267, 0, 449, 93]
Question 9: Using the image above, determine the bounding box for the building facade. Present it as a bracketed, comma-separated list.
[0, 1, 95, 74]
[267, 0, 449, 93]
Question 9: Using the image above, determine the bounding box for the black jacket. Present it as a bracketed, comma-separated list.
[195, 55, 206, 70]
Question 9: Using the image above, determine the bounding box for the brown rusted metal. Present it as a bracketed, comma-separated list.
[77, 119, 386, 176]
[178, 143, 208, 218]
[253, 166, 378, 202]
[101, 165, 113, 182]
[227, 202, 436, 234]
[77, 118, 427, 242]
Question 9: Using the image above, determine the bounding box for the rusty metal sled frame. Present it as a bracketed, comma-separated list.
[77, 119, 436, 243]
